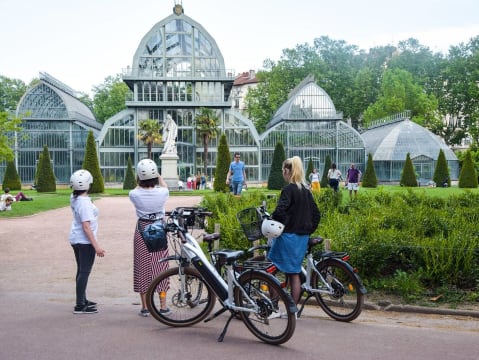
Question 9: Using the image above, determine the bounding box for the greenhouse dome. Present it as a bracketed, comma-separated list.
[10, 72, 101, 183]
[362, 115, 459, 182]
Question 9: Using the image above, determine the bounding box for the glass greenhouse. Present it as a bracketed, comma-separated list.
[362, 115, 459, 182]
[2, 3, 459, 186]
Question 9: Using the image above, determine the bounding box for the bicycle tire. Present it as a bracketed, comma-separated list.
[146, 266, 216, 327]
[234, 270, 296, 345]
[311, 258, 363, 322]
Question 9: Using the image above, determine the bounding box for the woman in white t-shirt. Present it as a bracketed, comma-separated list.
[308, 168, 321, 193]
[327, 163, 342, 192]
[129, 159, 170, 317]
[69, 169, 105, 314]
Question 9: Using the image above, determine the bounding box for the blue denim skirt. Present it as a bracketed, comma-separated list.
[268, 233, 308, 273]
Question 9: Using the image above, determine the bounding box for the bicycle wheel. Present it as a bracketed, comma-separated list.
[234, 270, 296, 345]
[146, 266, 216, 327]
[311, 258, 363, 322]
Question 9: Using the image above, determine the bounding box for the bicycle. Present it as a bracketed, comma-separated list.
[145, 207, 297, 344]
[237, 203, 367, 322]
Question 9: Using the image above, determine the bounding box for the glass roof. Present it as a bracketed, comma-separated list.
[362, 119, 457, 161]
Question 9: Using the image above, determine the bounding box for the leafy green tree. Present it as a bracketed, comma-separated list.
[2, 159, 21, 190]
[321, 154, 332, 188]
[362, 153, 378, 188]
[458, 150, 478, 188]
[36, 145, 56, 192]
[137, 119, 162, 160]
[0, 76, 27, 112]
[432, 149, 450, 187]
[123, 156, 136, 190]
[214, 133, 231, 193]
[306, 158, 314, 184]
[362, 68, 438, 128]
[195, 107, 218, 177]
[82, 130, 104, 193]
[0, 112, 22, 162]
[267, 142, 287, 190]
[92, 74, 128, 123]
[400, 153, 418, 187]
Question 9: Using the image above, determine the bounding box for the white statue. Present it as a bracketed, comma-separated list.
[162, 115, 178, 154]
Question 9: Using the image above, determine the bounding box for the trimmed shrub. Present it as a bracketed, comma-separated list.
[36, 145, 56, 192]
[458, 150, 478, 188]
[400, 153, 418, 187]
[213, 133, 231, 192]
[362, 153, 378, 188]
[306, 158, 314, 184]
[82, 130, 104, 193]
[321, 154, 332, 188]
[267, 142, 286, 190]
[2, 160, 21, 190]
[123, 156, 136, 190]
[433, 149, 450, 187]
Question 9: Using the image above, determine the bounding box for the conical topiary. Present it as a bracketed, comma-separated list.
[214, 133, 231, 193]
[268, 142, 287, 190]
[123, 156, 136, 190]
[36, 145, 56, 192]
[432, 149, 450, 187]
[362, 153, 378, 188]
[458, 150, 478, 188]
[306, 158, 314, 184]
[2, 160, 21, 190]
[82, 130, 104, 193]
[400, 153, 418, 187]
[321, 154, 332, 188]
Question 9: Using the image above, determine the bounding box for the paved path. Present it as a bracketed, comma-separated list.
[1, 196, 478, 360]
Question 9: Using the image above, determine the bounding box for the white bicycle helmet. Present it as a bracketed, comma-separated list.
[70, 169, 93, 191]
[137, 159, 158, 180]
[261, 219, 284, 240]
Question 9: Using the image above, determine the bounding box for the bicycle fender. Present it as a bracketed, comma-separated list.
[318, 258, 367, 295]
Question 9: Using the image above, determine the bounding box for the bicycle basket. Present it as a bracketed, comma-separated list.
[237, 207, 263, 241]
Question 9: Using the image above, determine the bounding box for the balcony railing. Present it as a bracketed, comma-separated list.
[122, 67, 236, 80]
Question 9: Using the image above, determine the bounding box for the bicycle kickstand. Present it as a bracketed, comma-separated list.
[297, 292, 314, 318]
[218, 312, 237, 342]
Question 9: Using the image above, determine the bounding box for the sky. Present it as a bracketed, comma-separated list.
[1, 0, 478, 97]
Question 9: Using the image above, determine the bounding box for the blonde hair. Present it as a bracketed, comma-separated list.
[283, 156, 307, 189]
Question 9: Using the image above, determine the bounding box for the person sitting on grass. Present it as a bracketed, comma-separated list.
[2, 187, 33, 201]
[0, 195, 15, 211]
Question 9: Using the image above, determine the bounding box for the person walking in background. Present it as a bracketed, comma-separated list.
[345, 163, 362, 199]
[327, 163, 342, 192]
[1, 187, 32, 201]
[69, 169, 105, 314]
[268, 156, 321, 305]
[308, 168, 321, 193]
[129, 159, 170, 317]
[226, 152, 247, 197]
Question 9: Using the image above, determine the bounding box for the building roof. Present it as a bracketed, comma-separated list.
[362, 118, 457, 161]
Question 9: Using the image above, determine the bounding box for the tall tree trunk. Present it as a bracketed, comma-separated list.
[203, 134, 208, 176]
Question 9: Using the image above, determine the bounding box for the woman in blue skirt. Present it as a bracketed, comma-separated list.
[268, 156, 321, 305]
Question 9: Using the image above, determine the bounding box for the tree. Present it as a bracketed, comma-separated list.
[36, 145, 56, 192]
[92, 74, 129, 123]
[458, 150, 478, 188]
[137, 119, 162, 160]
[321, 154, 332, 188]
[267, 142, 287, 190]
[123, 156, 136, 190]
[195, 107, 219, 178]
[0, 112, 22, 162]
[362, 153, 378, 188]
[400, 153, 418, 187]
[0, 76, 27, 112]
[432, 149, 450, 187]
[2, 159, 21, 190]
[82, 130, 104, 193]
[214, 133, 231, 193]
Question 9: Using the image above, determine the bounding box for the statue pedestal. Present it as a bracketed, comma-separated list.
[159, 152, 179, 189]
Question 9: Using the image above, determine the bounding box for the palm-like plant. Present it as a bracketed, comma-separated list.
[137, 119, 162, 159]
[195, 108, 218, 177]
